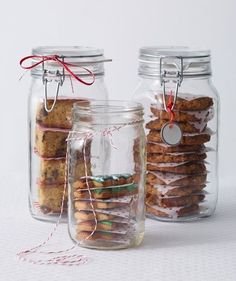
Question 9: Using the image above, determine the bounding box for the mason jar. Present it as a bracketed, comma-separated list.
[133, 46, 219, 221]
[67, 100, 146, 249]
[23, 46, 110, 222]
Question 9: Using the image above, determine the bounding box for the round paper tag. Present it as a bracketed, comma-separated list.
[161, 122, 182, 146]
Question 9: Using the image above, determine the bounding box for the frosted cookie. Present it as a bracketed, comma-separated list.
[147, 161, 206, 174]
[146, 118, 207, 133]
[73, 174, 134, 189]
[147, 152, 207, 163]
[154, 93, 213, 111]
[146, 193, 205, 208]
[147, 130, 211, 145]
[147, 142, 203, 153]
[146, 171, 207, 186]
[36, 98, 89, 129]
[146, 204, 200, 218]
[146, 184, 205, 197]
[38, 183, 67, 214]
[150, 107, 214, 122]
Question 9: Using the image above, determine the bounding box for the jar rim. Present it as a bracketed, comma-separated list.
[31, 46, 108, 77]
[139, 46, 210, 59]
[73, 100, 144, 115]
[33, 46, 104, 58]
[138, 46, 212, 78]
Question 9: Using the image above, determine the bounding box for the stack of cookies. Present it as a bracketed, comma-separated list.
[72, 174, 138, 246]
[35, 98, 87, 214]
[145, 93, 214, 219]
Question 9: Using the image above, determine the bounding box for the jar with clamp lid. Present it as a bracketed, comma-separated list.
[22, 46, 110, 222]
[133, 46, 219, 221]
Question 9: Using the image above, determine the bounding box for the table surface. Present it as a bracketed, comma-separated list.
[1, 174, 236, 281]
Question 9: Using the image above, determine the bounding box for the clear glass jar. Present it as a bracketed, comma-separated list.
[26, 46, 109, 222]
[133, 46, 219, 222]
[67, 100, 146, 249]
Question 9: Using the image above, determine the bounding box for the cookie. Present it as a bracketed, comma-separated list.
[73, 174, 134, 189]
[146, 204, 200, 218]
[147, 142, 203, 153]
[146, 184, 205, 197]
[146, 193, 205, 208]
[74, 210, 115, 221]
[36, 98, 89, 129]
[74, 200, 129, 210]
[35, 126, 69, 157]
[76, 231, 115, 241]
[146, 119, 207, 133]
[147, 161, 206, 174]
[39, 158, 66, 184]
[147, 152, 207, 163]
[147, 130, 211, 145]
[146, 171, 207, 186]
[73, 183, 138, 199]
[150, 107, 214, 122]
[38, 184, 67, 214]
[154, 93, 213, 111]
[76, 220, 119, 232]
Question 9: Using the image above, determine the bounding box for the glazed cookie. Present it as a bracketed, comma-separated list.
[150, 107, 214, 122]
[147, 142, 204, 153]
[146, 118, 207, 133]
[36, 98, 89, 129]
[147, 152, 207, 163]
[146, 171, 207, 186]
[146, 193, 205, 208]
[146, 184, 205, 197]
[147, 161, 206, 174]
[154, 93, 213, 111]
[147, 130, 211, 145]
[74, 200, 130, 210]
[146, 204, 200, 218]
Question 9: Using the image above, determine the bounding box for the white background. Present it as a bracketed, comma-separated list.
[0, 0, 235, 280]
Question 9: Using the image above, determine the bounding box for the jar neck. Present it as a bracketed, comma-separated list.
[72, 101, 144, 130]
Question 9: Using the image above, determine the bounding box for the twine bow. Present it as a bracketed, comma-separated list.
[19, 55, 96, 112]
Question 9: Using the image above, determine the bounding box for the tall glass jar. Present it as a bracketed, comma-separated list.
[133, 46, 219, 222]
[67, 101, 146, 249]
[25, 46, 109, 222]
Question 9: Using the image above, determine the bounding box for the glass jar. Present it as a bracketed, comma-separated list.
[25, 46, 109, 222]
[133, 46, 219, 222]
[67, 100, 146, 249]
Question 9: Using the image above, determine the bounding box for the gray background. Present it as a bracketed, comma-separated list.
[0, 1, 235, 280]
[0, 0, 234, 185]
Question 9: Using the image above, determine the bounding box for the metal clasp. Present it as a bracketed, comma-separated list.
[42, 57, 65, 113]
[160, 56, 183, 111]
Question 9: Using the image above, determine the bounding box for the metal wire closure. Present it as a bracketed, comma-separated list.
[160, 56, 184, 112]
[20, 54, 112, 113]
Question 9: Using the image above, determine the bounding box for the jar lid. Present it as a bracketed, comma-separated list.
[138, 46, 211, 78]
[31, 46, 108, 77]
